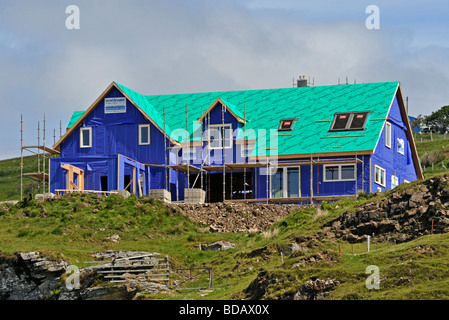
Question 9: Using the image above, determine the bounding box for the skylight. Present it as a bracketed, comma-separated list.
[329, 112, 370, 132]
[278, 118, 298, 131]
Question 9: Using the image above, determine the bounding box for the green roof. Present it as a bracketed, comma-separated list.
[67, 81, 400, 156]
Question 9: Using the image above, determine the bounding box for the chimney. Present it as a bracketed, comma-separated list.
[296, 75, 308, 87]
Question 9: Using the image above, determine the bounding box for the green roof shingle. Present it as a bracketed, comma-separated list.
[67, 81, 399, 156]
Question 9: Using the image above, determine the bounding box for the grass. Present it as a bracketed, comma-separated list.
[414, 132, 449, 178]
[1, 135, 449, 299]
[1, 189, 449, 300]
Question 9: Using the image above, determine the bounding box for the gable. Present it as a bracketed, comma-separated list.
[53, 82, 178, 151]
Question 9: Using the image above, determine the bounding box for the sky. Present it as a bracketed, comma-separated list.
[1, 0, 449, 160]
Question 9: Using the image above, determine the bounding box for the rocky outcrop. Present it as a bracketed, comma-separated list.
[195, 241, 236, 251]
[165, 202, 306, 233]
[244, 271, 340, 300]
[293, 278, 340, 300]
[0, 251, 69, 300]
[322, 175, 449, 243]
[0, 250, 171, 300]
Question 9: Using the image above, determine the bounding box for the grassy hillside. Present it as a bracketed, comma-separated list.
[1, 134, 449, 300]
[1, 189, 449, 300]
[0, 154, 58, 201]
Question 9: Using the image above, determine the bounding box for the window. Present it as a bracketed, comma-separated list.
[271, 167, 300, 198]
[208, 124, 232, 149]
[80, 127, 92, 148]
[391, 175, 399, 189]
[323, 164, 355, 182]
[278, 118, 298, 131]
[374, 165, 386, 187]
[385, 122, 391, 148]
[397, 138, 404, 155]
[139, 124, 151, 145]
[329, 112, 370, 132]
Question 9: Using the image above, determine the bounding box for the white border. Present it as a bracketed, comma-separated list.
[323, 164, 356, 182]
[374, 164, 386, 187]
[80, 127, 92, 148]
[138, 124, 151, 145]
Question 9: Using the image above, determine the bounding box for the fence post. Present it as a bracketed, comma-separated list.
[367, 235, 370, 253]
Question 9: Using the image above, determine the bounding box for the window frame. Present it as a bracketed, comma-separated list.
[374, 165, 386, 187]
[138, 124, 151, 145]
[79, 127, 92, 148]
[277, 118, 298, 132]
[385, 122, 392, 148]
[329, 111, 371, 132]
[323, 164, 356, 182]
[270, 166, 301, 199]
[208, 124, 233, 150]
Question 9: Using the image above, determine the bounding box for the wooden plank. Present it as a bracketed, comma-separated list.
[22, 172, 49, 182]
[320, 134, 366, 139]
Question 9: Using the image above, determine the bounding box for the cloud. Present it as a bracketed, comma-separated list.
[1, 0, 449, 160]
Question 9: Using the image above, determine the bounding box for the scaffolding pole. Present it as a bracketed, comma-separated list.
[244, 105, 246, 200]
[186, 105, 189, 196]
[200, 105, 203, 194]
[207, 112, 210, 203]
[266, 157, 269, 204]
[355, 152, 358, 196]
[164, 106, 168, 192]
[222, 103, 225, 202]
[20, 114, 23, 201]
[310, 154, 313, 204]
[43, 114, 46, 194]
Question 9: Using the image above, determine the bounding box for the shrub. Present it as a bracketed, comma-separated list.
[421, 151, 445, 166]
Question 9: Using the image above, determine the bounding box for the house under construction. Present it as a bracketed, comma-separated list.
[47, 79, 423, 204]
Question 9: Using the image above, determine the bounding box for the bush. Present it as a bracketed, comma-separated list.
[420, 151, 445, 166]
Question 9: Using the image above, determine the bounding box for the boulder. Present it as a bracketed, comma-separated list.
[293, 278, 340, 300]
[196, 241, 236, 251]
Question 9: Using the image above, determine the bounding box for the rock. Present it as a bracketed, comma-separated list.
[166, 202, 305, 233]
[108, 234, 120, 242]
[110, 190, 131, 198]
[34, 193, 55, 200]
[293, 278, 341, 300]
[196, 241, 236, 251]
[0, 251, 69, 300]
[281, 243, 300, 256]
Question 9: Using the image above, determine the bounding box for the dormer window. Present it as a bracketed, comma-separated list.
[278, 118, 298, 131]
[329, 112, 370, 132]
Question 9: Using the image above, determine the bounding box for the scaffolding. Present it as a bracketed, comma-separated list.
[158, 101, 367, 205]
[20, 114, 60, 200]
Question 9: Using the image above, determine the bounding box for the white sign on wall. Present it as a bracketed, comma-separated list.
[105, 97, 127, 114]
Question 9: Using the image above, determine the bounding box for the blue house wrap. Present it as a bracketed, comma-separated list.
[51, 81, 423, 203]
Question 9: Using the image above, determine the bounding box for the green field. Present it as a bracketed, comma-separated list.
[1, 190, 449, 300]
[1, 135, 449, 299]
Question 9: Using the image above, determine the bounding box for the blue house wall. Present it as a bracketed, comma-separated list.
[52, 87, 171, 194]
[371, 94, 418, 192]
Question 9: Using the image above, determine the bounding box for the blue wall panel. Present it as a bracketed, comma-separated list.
[60, 87, 168, 166]
[371, 94, 418, 192]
